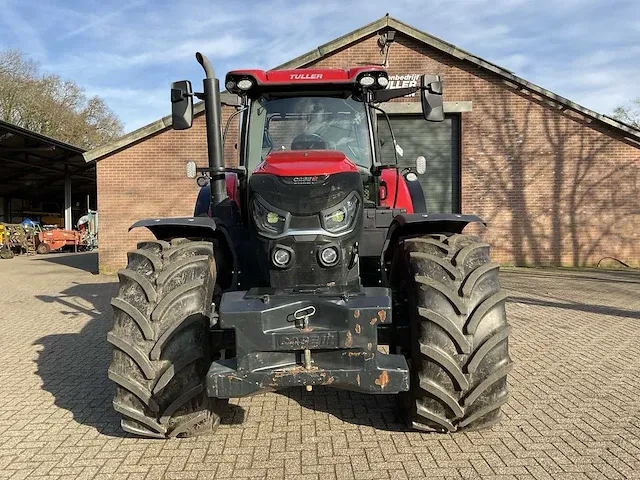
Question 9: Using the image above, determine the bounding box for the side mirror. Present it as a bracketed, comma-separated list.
[416, 156, 426, 174]
[171, 80, 193, 130]
[421, 74, 444, 122]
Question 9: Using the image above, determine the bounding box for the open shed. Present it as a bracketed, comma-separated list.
[0, 119, 93, 229]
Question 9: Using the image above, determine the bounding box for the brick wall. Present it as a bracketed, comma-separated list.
[96, 109, 238, 273]
[96, 32, 639, 273]
[308, 33, 640, 267]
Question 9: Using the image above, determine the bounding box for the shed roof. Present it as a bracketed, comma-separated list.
[83, 14, 640, 163]
[0, 119, 92, 201]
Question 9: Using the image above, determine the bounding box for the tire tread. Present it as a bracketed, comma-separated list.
[108, 238, 223, 438]
[394, 233, 511, 432]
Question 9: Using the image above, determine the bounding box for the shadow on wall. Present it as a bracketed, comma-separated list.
[466, 94, 640, 267]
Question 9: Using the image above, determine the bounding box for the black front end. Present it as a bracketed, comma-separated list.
[248, 171, 362, 289]
[206, 167, 409, 396]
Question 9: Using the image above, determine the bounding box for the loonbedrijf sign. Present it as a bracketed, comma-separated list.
[386, 74, 420, 96]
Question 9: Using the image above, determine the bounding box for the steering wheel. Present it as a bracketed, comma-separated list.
[291, 133, 328, 150]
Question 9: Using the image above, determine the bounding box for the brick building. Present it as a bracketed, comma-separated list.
[84, 15, 640, 273]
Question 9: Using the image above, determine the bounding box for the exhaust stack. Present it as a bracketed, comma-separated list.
[195, 52, 227, 207]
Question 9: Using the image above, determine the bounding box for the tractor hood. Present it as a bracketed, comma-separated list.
[253, 150, 358, 177]
[248, 149, 363, 290]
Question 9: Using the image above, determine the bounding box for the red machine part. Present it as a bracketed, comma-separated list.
[38, 229, 81, 253]
[379, 169, 414, 213]
[253, 150, 358, 176]
[225, 172, 240, 208]
[254, 152, 414, 212]
[228, 66, 386, 86]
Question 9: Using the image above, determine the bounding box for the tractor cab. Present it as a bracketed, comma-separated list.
[226, 67, 442, 211]
[187, 65, 443, 211]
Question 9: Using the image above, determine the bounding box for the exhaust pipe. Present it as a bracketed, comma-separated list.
[196, 52, 227, 207]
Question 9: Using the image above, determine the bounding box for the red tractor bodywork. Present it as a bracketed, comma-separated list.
[379, 169, 414, 213]
[253, 150, 359, 176]
[228, 66, 387, 87]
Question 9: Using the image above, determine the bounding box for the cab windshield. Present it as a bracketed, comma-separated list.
[246, 95, 372, 171]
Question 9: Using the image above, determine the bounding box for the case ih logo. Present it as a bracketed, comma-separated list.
[290, 73, 323, 80]
[292, 176, 319, 184]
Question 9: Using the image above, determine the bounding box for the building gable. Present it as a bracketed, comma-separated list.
[83, 15, 639, 163]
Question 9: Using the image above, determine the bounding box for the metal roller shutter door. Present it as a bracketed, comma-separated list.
[378, 114, 460, 213]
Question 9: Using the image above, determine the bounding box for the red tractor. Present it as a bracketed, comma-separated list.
[108, 53, 511, 438]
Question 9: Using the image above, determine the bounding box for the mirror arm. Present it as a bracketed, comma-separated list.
[197, 165, 248, 179]
[372, 86, 417, 103]
[370, 162, 383, 176]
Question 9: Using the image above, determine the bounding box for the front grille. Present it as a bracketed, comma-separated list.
[249, 172, 361, 216]
[288, 215, 321, 230]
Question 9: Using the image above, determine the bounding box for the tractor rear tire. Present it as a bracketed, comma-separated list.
[36, 243, 50, 255]
[391, 233, 512, 432]
[108, 238, 226, 438]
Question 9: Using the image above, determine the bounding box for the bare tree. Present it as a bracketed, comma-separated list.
[612, 98, 640, 129]
[0, 49, 124, 149]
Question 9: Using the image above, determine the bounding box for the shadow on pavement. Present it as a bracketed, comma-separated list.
[501, 267, 640, 285]
[36, 251, 99, 274]
[33, 281, 123, 436]
[33, 280, 245, 437]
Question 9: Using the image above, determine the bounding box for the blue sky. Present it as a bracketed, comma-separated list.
[1, 0, 638, 132]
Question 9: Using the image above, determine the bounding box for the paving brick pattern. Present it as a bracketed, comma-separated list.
[0, 253, 639, 479]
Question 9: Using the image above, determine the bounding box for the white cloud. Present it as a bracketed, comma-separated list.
[494, 54, 531, 73]
[4, 0, 638, 130]
[0, 0, 46, 58]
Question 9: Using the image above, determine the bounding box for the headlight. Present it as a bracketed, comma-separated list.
[272, 247, 292, 268]
[359, 76, 375, 87]
[237, 78, 254, 90]
[321, 194, 360, 233]
[319, 246, 339, 267]
[377, 76, 389, 87]
[251, 199, 288, 234]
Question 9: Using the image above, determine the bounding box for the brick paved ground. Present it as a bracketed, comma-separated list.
[0, 252, 639, 479]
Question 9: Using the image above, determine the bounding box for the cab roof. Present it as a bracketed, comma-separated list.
[225, 66, 388, 95]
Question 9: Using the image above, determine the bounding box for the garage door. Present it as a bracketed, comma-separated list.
[378, 114, 460, 213]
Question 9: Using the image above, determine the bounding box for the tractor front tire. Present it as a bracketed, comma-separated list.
[108, 238, 226, 438]
[391, 233, 512, 432]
